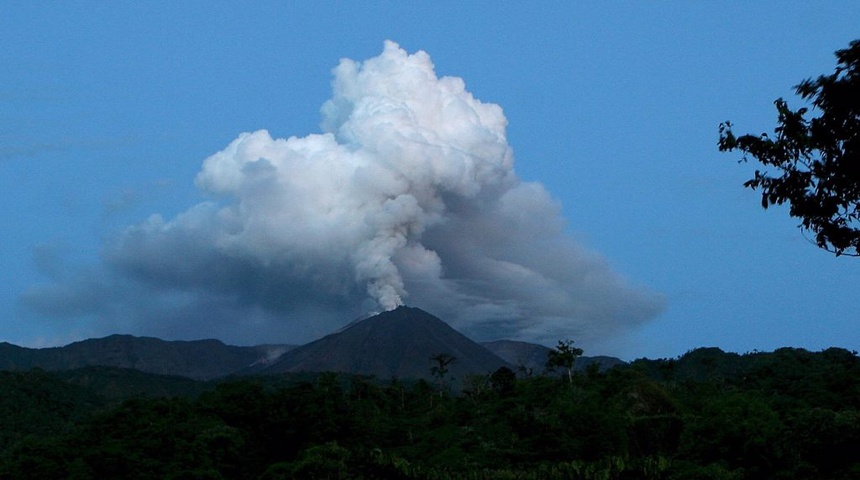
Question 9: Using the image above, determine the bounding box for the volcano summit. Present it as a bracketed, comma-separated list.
[259, 306, 511, 380]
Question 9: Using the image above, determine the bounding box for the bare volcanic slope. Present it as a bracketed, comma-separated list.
[262, 306, 511, 380]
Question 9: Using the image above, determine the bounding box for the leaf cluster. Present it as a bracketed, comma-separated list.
[719, 39, 860, 255]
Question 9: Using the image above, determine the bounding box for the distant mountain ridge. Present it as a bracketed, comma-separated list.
[480, 340, 551, 373]
[481, 340, 625, 374]
[0, 335, 293, 380]
[0, 307, 625, 381]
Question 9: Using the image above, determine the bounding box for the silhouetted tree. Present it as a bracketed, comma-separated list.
[429, 353, 456, 397]
[719, 39, 860, 256]
[490, 366, 517, 395]
[545, 339, 583, 386]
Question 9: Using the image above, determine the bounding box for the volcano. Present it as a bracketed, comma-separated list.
[260, 306, 511, 380]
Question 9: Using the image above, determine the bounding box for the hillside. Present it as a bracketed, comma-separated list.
[0, 335, 293, 380]
[481, 339, 625, 374]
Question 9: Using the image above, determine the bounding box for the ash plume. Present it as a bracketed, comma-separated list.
[22, 41, 663, 349]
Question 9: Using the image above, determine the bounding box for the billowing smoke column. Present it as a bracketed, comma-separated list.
[190, 41, 514, 311]
[23, 41, 663, 347]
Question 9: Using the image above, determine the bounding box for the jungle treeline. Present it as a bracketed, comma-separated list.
[1, 346, 859, 479]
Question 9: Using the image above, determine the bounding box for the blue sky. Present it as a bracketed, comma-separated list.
[1, 2, 858, 360]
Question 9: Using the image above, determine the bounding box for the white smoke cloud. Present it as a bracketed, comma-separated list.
[22, 41, 663, 348]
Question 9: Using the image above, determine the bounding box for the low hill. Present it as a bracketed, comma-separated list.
[481, 339, 625, 374]
[0, 335, 293, 381]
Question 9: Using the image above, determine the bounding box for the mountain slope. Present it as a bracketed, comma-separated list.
[0, 335, 294, 381]
[262, 306, 511, 379]
[481, 340, 552, 374]
[482, 339, 625, 373]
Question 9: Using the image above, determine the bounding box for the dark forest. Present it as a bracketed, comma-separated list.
[1, 346, 858, 479]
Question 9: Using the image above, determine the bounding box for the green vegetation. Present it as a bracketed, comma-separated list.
[545, 340, 583, 386]
[1, 347, 859, 479]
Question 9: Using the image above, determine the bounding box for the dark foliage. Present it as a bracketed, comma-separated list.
[0, 369, 104, 453]
[719, 39, 860, 256]
[1, 347, 860, 478]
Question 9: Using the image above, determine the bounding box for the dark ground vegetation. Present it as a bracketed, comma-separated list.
[1, 346, 859, 479]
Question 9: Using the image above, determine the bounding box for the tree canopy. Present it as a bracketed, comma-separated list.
[545, 339, 583, 385]
[719, 39, 860, 256]
[2, 348, 860, 479]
